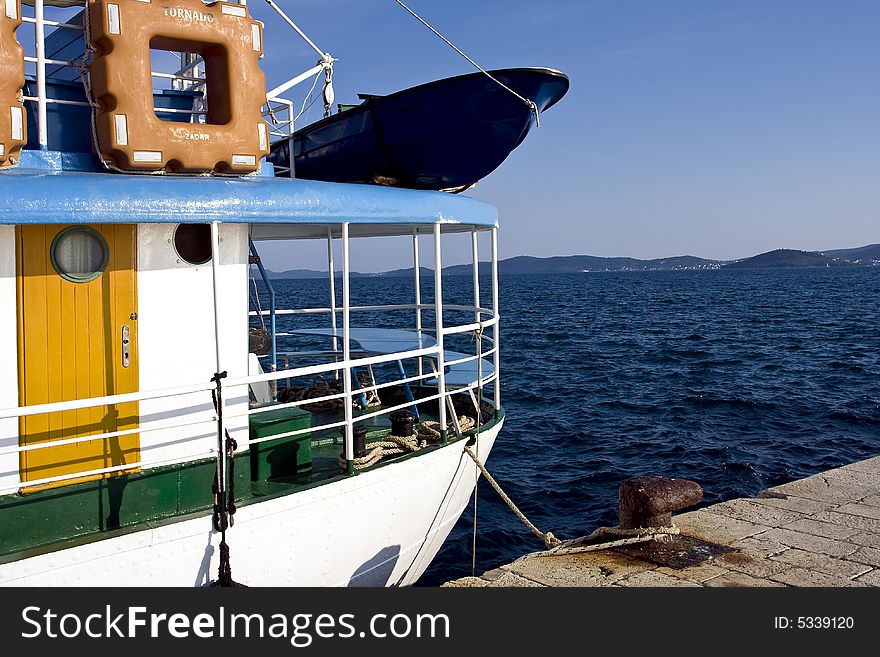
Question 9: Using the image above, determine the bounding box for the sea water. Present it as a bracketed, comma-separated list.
[262, 267, 880, 586]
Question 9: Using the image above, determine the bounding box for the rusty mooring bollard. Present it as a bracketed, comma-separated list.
[618, 476, 703, 529]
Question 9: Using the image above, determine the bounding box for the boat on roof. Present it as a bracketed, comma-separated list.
[0, 0, 564, 587]
[268, 67, 570, 191]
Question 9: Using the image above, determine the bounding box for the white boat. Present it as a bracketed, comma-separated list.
[0, 0, 519, 587]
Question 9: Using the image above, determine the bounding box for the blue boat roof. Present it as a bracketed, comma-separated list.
[0, 151, 498, 239]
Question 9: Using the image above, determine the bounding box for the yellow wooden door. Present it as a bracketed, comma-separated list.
[17, 224, 139, 492]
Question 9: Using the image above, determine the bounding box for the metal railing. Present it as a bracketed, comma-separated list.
[0, 302, 497, 495]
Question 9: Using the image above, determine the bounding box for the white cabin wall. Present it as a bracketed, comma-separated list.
[0, 226, 19, 492]
[137, 223, 249, 466]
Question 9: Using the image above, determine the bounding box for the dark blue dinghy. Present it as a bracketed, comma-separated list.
[269, 67, 569, 191]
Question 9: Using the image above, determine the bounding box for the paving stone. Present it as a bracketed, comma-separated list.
[480, 567, 509, 582]
[858, 495, 880, 508]
[811, 510, 880, 535]
[762, 474, 877, 505]
[704, 571, 786, 587]
[483, 571, 545, 587]
[842, 532, 880, 548]
[759, 528, 860, 558]
[703, 498, 805, 527]
[769, 548, 872, 579]
[729, 535, 791, 558]
[837, 456, 880, 474]
[751, 495, 835, 517]
[822, 467, 880, 490]
[854, 569, 880, 586]
[440, 576, 490, 588]
[714, 550, 792, 579]
[505, 550, 649, 587]
[673, 510, 771, 545]
[833, 502, 880, 521]
[615, 570, 700, 587]
[846, 545, 880, 568]
[770, 567, 871, 587]
[657, 562, 730, 584]
[780, 517, 859, 541]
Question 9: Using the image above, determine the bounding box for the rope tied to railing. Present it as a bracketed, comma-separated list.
[463, 445, 561, 550]
[394, 0, 540, 127]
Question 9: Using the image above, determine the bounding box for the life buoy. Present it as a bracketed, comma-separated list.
[86, 0, 270, 174]
[0, 0, 26, 168]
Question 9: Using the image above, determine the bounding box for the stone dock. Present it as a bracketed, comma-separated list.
[444, 455, 880, 587]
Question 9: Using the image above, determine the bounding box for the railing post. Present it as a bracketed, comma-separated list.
[327, 228, 339, 378]
[248, 237, 277, 400]
[433, 222, 447, 443]
[413, 228, 422, 378]
[471, 228, 480, 325]
[491, 226, 501, 416]
[34, 0, 48, 149]
[210, 221, 227, 495]
[341, 222, 354, 473]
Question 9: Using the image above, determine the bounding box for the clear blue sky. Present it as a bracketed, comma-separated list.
[249, 0, 879, 271]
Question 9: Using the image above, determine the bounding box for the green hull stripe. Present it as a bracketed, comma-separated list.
[0, 411, 503, 562]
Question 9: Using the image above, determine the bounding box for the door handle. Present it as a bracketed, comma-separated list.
[122, 325, 131, 368]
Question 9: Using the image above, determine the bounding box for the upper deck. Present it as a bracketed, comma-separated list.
[0, 1, 498, 235]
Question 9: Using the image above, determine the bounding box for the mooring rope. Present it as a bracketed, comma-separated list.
[463, 445, 561, 549]
[394, 0, 540, 126]
[537, 525, 681, 557]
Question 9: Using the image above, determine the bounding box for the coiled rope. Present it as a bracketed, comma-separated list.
[342, 416, 476, 471]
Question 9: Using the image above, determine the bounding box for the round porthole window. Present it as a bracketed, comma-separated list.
[173, 224, 212, 265]
[50, 227, 109, 283]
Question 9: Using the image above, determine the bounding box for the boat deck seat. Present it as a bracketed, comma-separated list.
[427, 351, 494, 389]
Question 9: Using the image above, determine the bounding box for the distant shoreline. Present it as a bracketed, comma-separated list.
[266, 244, 880, 279]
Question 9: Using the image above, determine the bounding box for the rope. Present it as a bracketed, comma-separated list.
[339, 433, 425, 470]
[341, 416, 476, 471]
[463, 445, 561, 549]
[394, 0, 540, 126]
[294, 69, 323, 122]
[537, 525, 681, 557]
[279, 372, 381, 412]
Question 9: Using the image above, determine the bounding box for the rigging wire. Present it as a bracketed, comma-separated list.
[394, 0, 540, 126]
[294, 70, 324, 122]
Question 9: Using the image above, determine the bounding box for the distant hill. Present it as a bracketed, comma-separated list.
[265, 243, 879, 278]
[443, 254, 721, 275]
[821, 244, 880, 264]
[266, 268, 373, 279]
[722, 249, 839, 269]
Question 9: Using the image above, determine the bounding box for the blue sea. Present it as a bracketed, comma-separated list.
[261, 267, 880, 586]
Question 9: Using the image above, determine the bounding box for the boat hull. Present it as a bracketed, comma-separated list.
[0, 419, 501, 587]
[270, 67, 569, 190]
